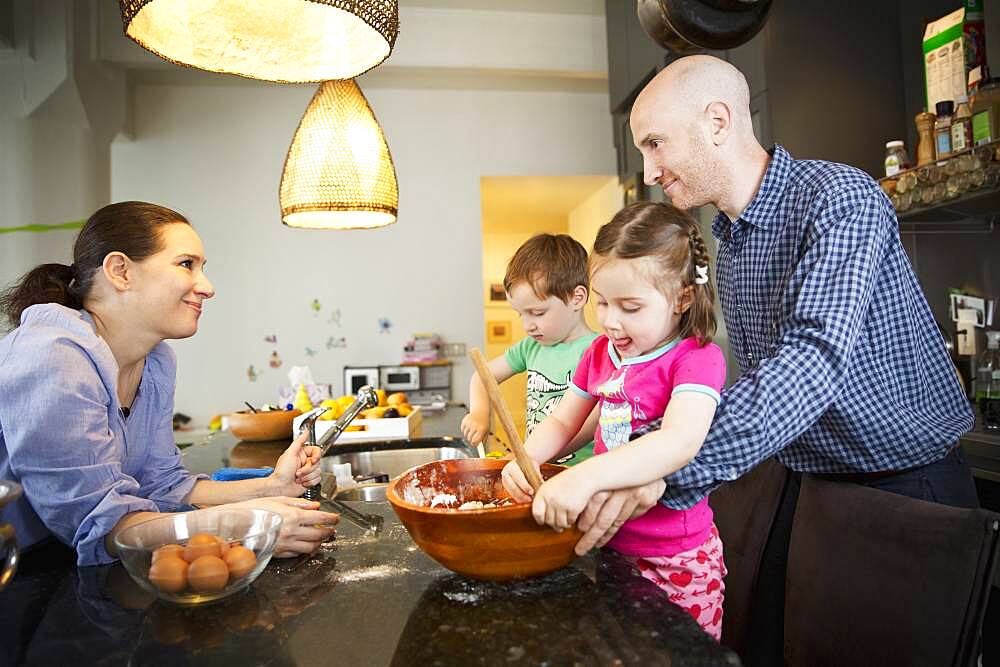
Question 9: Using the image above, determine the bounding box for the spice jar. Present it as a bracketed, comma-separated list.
[884, 140, 911, 177]
[951, 95, 973, 153]
[934, 100, 954, 162]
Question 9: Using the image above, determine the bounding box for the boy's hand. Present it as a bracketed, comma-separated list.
[530, 467, 593, 531]
[460, 413, 489, 445]
[500, 458, 538, 503]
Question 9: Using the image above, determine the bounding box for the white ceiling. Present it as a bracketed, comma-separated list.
[481, 175, 617, 233]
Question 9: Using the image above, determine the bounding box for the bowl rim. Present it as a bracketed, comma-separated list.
[113, 507, 284, 552]
[387, 458, 562, 515]
[228, 408, 302, 419]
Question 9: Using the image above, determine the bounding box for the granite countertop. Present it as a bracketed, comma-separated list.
[0, 406, 740, 666]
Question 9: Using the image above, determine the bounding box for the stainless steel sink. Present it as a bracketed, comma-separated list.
[318, 437, 475, 502]
[333, 484, 388, 502]
[319, 438, 474, 479]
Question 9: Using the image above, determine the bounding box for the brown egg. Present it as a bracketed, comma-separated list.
[148, 555, 188, 593]
[183, 533, 222, 561]
[223, 545, 257, 579]
[152, 544, 184, 563]
[216, 536, 231, 557]
[187, 555, 230, 592]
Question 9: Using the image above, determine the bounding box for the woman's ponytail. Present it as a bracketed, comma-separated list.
[0, 263, 82, 328]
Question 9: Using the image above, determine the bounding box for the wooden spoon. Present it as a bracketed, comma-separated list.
[468, 348, 544, 492]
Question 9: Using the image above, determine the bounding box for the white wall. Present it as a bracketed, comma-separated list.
[112, 83, 615, 421]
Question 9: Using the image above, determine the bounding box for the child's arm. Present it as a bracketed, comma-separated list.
[502, 390, 596, 502]
[549, 404, 600, 461]
[460, 355, 515, 446]
[531, 392, 717, 530]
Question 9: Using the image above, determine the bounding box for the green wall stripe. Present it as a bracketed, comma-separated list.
[0, 220, 85, 234]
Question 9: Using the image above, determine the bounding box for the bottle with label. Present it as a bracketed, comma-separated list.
[884, 141, 911, 177]
[951, 95, 973, 152]
[981, 331, 1000, 431]
[934, 100, 954, 161]
[971, 78, 1000, 145]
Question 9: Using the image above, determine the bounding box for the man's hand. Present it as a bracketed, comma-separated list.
[573, 478, 666, 556]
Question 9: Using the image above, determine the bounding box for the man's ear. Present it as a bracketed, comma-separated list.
[570, 285, 589, 310]
[706, 101, 732, 147]
[102, 252, 131, 292]
[675, 285, 694, 314]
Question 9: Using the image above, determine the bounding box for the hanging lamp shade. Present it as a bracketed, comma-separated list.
[280, 79, 398, 230]
[118, 0, 399, 82]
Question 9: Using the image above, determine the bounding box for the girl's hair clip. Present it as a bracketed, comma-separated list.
[694, 265, 709, 285]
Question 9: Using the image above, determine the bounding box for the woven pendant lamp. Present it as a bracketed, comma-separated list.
[280, 79, 398, 230]
[119, 0, 398, 83]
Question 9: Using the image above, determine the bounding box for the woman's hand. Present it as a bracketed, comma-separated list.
[500, 458, 539, 503]
[530, 467, 594, 531]
[460, 412, 489, 446]
[269, 430, 323, 497]
[232, 496, 339, 558]
[572, 478, 666, 556]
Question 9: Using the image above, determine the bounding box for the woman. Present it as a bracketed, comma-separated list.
[0, 202, 338, 565]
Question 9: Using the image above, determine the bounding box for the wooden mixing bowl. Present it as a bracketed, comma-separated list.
[387, 458, 582, 581]
[227, 409, 301, 442]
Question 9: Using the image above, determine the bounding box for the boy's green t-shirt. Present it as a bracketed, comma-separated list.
[504, 332, 598, 465]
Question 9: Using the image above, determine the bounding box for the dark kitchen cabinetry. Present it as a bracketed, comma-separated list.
[604, 0, 907, 182]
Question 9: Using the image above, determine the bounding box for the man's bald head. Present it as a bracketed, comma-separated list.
[634, 55, 752, 136]
[629, 55, 764, 213]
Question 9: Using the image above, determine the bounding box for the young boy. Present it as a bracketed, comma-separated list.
[462, 234, 599, 465]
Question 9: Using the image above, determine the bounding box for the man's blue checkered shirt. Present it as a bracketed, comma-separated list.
[662, 145, 974, 509]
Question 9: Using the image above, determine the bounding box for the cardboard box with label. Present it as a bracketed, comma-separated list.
[924, 7, 968, 112]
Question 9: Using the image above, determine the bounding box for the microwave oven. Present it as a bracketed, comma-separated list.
[379, 365, 420, 391]
[343, 366, 379, 395]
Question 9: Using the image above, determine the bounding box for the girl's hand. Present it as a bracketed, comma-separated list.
[500, 458, 539, 503]
[460, 413, 489, 446]
[231, 496, 339, 558]
[530, 467, 594, 532]
[270, 431, 321, 496]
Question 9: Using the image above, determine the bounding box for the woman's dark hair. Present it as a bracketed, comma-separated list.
[0, 201, 189, 327]
[591, 201, 717, 345]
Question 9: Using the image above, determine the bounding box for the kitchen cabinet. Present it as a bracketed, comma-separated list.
[605, 0, 907, 181]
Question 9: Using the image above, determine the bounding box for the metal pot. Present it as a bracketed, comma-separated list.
[0, 480, 22, 590]
[637, 0, 773, 53]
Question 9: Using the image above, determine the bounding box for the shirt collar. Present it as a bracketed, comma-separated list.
[606, 336, 681, 368]
[711, 144, 790, 240]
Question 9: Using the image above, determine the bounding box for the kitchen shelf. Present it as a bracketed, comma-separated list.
[896, 186, 1000, 226]
[881, 141, 1000, 230]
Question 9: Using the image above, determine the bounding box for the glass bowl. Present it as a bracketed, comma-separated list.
[114, 508, 282, 605]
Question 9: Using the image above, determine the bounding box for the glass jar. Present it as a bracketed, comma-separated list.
[884, 140, 911, 177]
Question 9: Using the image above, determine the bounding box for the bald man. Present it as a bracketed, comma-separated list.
[630, 55, 978, 662]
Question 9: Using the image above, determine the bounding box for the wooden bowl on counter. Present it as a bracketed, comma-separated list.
[387, 458, 582, 581]
[227, 409, 301, 442]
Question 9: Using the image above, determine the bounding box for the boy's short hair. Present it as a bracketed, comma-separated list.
[503, 233, 589, 303]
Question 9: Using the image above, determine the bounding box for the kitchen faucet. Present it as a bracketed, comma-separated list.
[298, 385, 379, 502]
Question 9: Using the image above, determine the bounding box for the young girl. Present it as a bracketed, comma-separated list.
[501, 200, 727, 639]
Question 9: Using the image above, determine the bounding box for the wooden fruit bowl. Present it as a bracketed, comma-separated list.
[227, 409, 301, 442]
[387, 458, 581, 581]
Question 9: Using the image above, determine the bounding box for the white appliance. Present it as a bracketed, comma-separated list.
[343, 366, 379, 395]
[379, 365, 420, 391]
